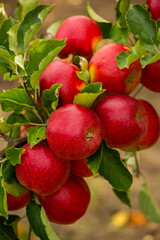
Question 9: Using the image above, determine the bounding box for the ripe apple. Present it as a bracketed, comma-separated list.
[95, 95, 148, 148]
[16, 142, 70, 196]
[146, 0, 160, 20]
[46, 103, 103, 160]
[21, 125, 33, 137]
[141, 60, 160, 92]
[55, 15, 102, 57]
[122, 100, 160, 151]
[38, 175, 91, 224]
[7, 189, 31, 211]
[89, 43, 142, 94]
[39, 60, 86, 105]
[71, 159, 93, 178]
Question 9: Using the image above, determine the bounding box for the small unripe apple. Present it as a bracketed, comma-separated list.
[95, 95, 148, 148]
[71, 159, 93, 178]
[141, 60, 160, 92]
[146, 0, 160, 20]
[122, 100, 160, 151]
[7, 189, 31, 211]
[39, 60, 86, 105]
[38, 175, 91, 224]
[55, 15, 102, 57]
[89, 43, 142, 94]
[16, 142, 70, 196]
[46, 104, 103, 160]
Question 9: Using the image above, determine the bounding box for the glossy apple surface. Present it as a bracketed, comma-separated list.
[16, 142, 70, 196]
[46, 104, 103, 160]
[141, 60, 160, 92]
[146, 0, 160, 20]
[7, 189, 31, 211]
[95, 95, 148, 148]
[71, 159, 93, 177]
[122, 100, 160, 151]
[39, 60, 86, 105]
[89, 43, 141, 94]
[38, 175, 90, 224]
[55, 15, 102, 57]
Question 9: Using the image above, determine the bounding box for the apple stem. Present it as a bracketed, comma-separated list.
[134, 152, 140, 177]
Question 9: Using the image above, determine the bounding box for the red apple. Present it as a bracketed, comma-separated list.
[141, 60, 160, 92]
[89, 43, 142, 94]
[46, 104, 103, 160]
[16, 142, 70, 196]
[71, 159, 93, 177]
[39, 60, 86, 105]
[146, 0, 160, 20]
[21, 125, 34, 137]
[122, 100, 160, 151]
[7, 189, 31, 211]
[38, 175, 90, 224]
[55, 15, 102, 57]
[95, 95, 148, 148]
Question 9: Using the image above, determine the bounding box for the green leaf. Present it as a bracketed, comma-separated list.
[73, 82, 105, 108]
[2, 162, 17, 184]
[0, 47, 16, 75]
[0, 3, 7, 28]
[116, 40, 147, 69]
[17, 4, 54, 52]
[7, 22, 20, 54]
[0, 166, 8, 219]
[6, 113, 30, 125]
[116, 51, 131, 69]
[24, 109, 42, 123]
[99, 143, 133, 191]
[74, 56, 89, 83]
[6, 181, 26, 197]
[113, 189, 131, 207]
[126, 4, 157, 45]
[41, 84, 62, 111]
[110, 22, 129, 44]
[0, 17, 18, 53]
[139, 183, 160, 223]
[0, 88, 34, 113]
[26, 126, 46, 148]
[26, 201, 60, 240]
[87, 144, 103, 175]
[115, 0, 131, 27]
[0, 215, 19, 240]
[140, 53, 160, 68]
[46, 20, 63, 37]
[87, 2, 112, 38]
[15, 0, 39, 21]
[5, 147, 25, 166]
[27, 39, 66, 89]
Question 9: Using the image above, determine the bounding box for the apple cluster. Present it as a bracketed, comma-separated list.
[7, 12, 160, 225]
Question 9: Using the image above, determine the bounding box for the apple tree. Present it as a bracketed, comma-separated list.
[0, 0, 160, 239]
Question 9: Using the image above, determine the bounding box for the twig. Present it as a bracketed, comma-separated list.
[19, 77, 46, 123]
[0, 130, 12, 143]
[0, 136, 27, 158]
[28, 224, 32, 240]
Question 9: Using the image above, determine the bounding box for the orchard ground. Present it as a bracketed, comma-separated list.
[1, 0, 160, 239]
